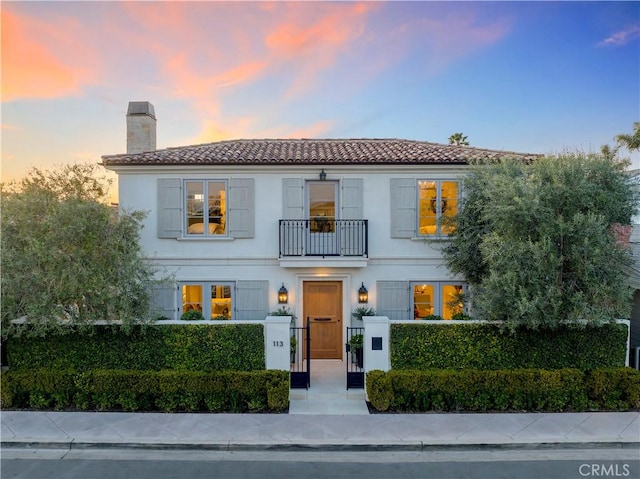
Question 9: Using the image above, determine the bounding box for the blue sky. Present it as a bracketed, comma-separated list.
[2, 1, 639, 193]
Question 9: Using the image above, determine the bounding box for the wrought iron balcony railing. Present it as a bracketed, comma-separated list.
[279, 219, 368, 257]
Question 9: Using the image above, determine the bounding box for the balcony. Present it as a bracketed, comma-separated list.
[279, 219, 368, 267]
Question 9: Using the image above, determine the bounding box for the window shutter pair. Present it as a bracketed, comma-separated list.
[149, 280, 269, 321]
[157, 178, 254, 238]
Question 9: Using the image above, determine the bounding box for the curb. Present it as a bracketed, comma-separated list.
[3, 441, 639, 452]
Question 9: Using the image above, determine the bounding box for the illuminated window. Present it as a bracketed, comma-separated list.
[308, 182, 336, 233]
[181, 282, 234, 320]
[418, 180, 458, 236]
[412, 282, 466, 319]
[185, 180, 226, 236]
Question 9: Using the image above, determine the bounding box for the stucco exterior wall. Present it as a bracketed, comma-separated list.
[114, 164, 466, 332]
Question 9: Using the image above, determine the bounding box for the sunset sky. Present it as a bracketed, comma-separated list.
[2, 1, 639, 194]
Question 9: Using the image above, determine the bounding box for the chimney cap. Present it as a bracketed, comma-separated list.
[127, 101, 156, 119]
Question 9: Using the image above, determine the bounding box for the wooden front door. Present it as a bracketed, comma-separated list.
[303, 281, 342, 359]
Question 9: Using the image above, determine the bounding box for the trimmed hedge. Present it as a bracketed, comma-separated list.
[366, 368, 640, 412]
[1, 369, 289, 413]
[390, 322, 628, 370]
[6, 324, 265, 371]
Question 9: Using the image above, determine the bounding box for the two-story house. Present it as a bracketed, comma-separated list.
[102, 102, 538, 362]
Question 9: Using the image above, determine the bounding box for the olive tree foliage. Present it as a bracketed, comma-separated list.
[442, 152, 638, 330]
[1, 163, 158, 337]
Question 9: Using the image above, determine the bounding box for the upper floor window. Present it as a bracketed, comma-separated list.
[186, 180, 226, 236]
[390, 178, 459, 239]
[157, 178, 254, 240]
[418, 180, 458, 236]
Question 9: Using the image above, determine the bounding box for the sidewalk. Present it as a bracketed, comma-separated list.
[2, 410, 638, 451]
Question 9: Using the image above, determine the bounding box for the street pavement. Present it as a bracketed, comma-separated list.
[2, 410, 638, 451]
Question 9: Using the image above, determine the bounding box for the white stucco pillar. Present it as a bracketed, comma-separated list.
[618, 319, 631, 367]
[264, 316, 292, 371]
[363, 316, 391, 373]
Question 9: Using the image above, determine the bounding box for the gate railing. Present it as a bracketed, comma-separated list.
[346, 326, 365, 389]
[290, 318, 310, 389]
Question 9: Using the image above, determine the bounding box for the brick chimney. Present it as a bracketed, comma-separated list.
[126, 101, 156, 154]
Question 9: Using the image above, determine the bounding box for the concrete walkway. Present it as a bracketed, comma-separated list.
[289, 360, 369, 415]
[2, 410, 639, 450]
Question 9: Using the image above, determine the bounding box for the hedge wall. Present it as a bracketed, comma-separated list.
[390, 322, 628, 370]
[366, 368, 640, 412]
[1, 369, 289, 413]
[6, 324, 265, 371]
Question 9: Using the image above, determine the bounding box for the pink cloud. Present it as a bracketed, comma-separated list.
[265, 2, 378, 98]
[598, 25, 640, 47]
[1, 10, 98, 102]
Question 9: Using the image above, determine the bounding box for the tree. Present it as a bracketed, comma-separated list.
[600, 143, 619, 161]
[1, 164, 158, 337]
[616, 122, 640, 152]
[442, 152, 637, 330]
[448, 132, 469, 146]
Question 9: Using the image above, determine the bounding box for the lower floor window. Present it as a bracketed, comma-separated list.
[181, 282, 234, 320]
[412, 282, 465, 320]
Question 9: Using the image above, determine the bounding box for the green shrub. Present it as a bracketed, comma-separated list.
[366, 368, 637, 412]
[586, 368, 640, 410]
[6, 324, 265, 371]
[1, 369, 76, 410]
[390, 322, 627, 370]
[366, 370, 393, 411]
[181, 310, 205, 321]
[1, 368, 289, 413]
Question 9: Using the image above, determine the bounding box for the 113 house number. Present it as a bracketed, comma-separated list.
[272, 340, 284, 347]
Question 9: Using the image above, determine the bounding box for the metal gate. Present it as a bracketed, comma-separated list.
[346, 326, 364, 389]
[290, 318, 311, 389]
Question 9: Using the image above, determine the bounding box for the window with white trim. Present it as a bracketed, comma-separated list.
[417, 180, 459, 236]
[181, 282, 234, 320]
[185, 180, 227, 236]
[412, 281, 466, 320]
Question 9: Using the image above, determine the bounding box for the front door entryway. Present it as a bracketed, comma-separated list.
[303, 281, 342, 359]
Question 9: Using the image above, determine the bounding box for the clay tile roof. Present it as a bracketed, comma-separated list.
[101, 138, 540, 166]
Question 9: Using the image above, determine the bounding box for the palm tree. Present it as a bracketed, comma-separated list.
[600, 143, 619, 160]
[448, 132, 469, 146]
[616, 122, 640, 152]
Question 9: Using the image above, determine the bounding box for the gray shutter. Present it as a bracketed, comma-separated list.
[376, 281, 410, 320]
[149, 281, 177, 320]
[157, 179, 182, 238]
[228, 178, 254, 238]
[235, 280, 269, 320]
[341, 178, 363, 219]
[282, 178, 304, 219]
[390, 178, 416, 238]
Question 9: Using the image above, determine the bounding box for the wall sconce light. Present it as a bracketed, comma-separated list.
[278, 283, 288, 304]
[319, 169, 327, 181]
[358, 282, 368, 303]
